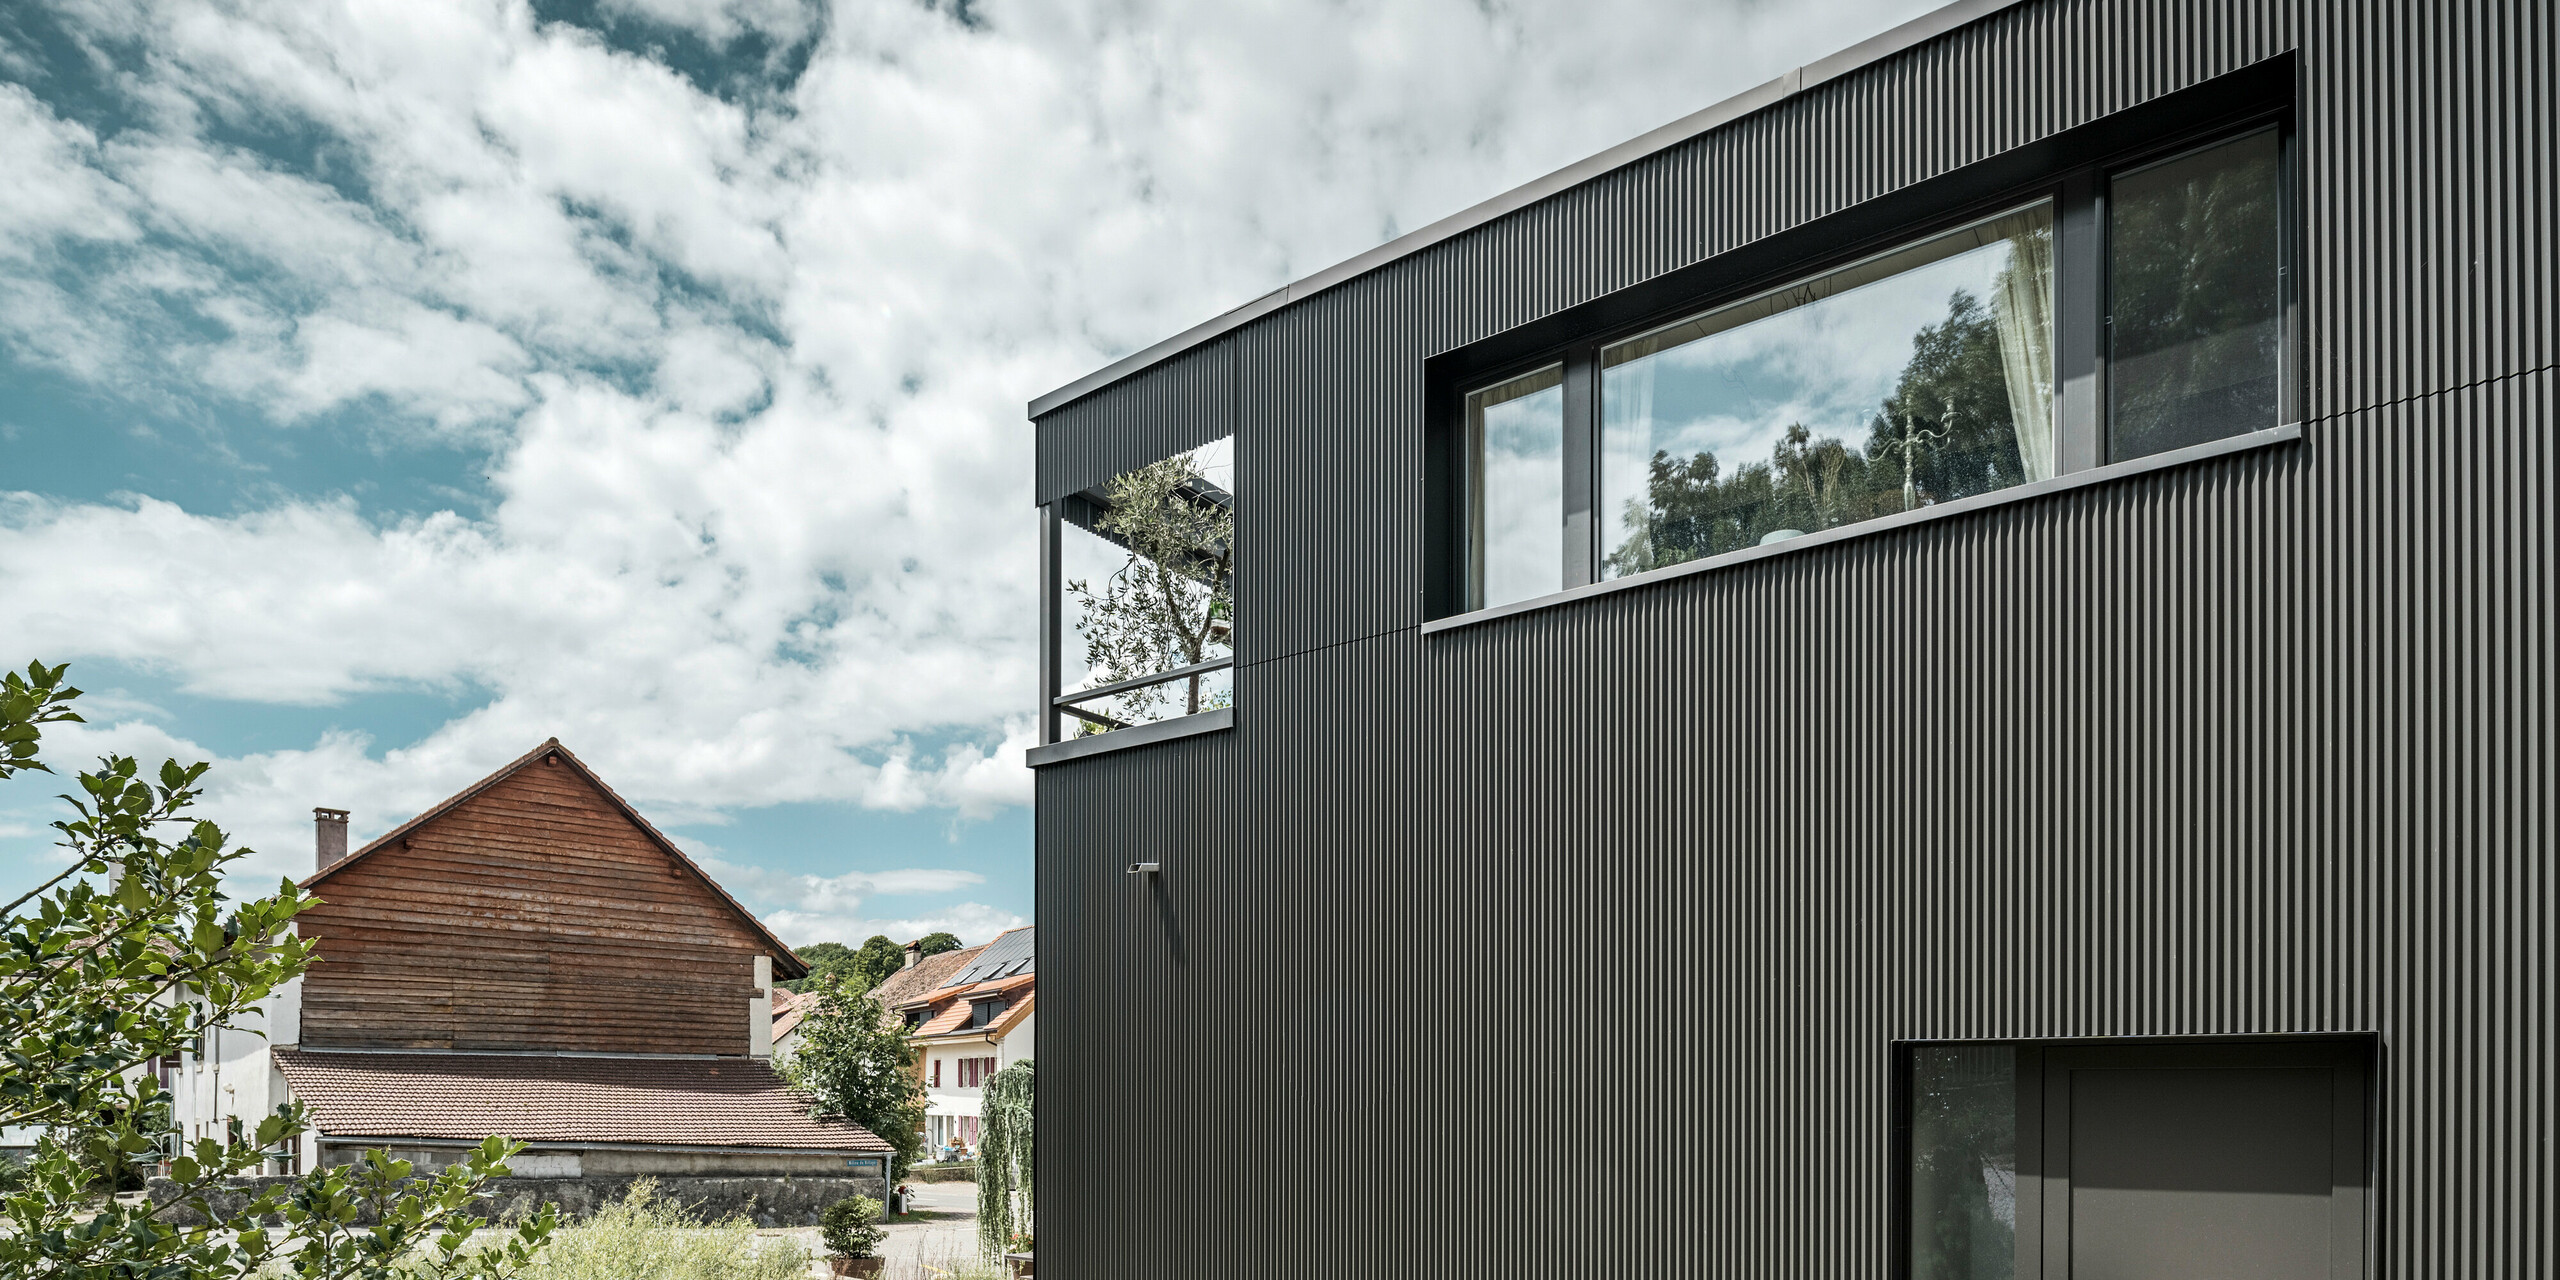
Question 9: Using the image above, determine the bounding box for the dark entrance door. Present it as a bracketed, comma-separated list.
[2032, 1042, 2369, 1280]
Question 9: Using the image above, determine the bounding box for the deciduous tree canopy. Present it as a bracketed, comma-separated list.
[781, 978, 926, 1177]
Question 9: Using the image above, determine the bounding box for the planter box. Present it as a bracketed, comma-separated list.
[829, 1257, 884, 1278]
[1004, 1251, 1034, 1278]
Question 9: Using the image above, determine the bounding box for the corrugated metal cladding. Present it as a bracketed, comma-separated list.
[1034, 337, 1234, 504]
[1033, 0, 2557, 1276]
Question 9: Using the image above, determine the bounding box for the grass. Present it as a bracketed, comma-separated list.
[910, 1254, 1009, 1280]
[247, 1178, 1013, 1279]
[512, 1179, 812, 1280]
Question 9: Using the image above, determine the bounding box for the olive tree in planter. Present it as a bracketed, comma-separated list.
[820, 1194, 885, 1277]
[977, 1059, 1034, 1268]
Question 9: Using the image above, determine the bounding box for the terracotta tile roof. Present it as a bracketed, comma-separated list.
[913, 980, 1036, 1041]
[915, 1000, 975, 1037]
[769, 987, 810, 1042]
[273, 1049, 888, 1152]
[872, 945, 984, 1009]
[989, 992, 1033, 1040]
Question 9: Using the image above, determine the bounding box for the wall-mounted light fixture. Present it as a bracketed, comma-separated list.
[1127, 862, 1160, 875]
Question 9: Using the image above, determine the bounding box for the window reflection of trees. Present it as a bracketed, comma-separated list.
[1606, 283, 2043, 575]
[2108, 131, 2282, 459]
[1910, 1046, 2016, 1280]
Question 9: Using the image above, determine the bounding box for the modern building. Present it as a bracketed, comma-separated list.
[170, 739, 892, 1204]
[1026, 1, 2554, 1277]
[873, 927, 1037, 1157]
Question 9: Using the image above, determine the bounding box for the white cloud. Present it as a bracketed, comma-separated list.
[691, 855, 1020, 944]
[0, 0, 1942, 881]
[0, 82, 138, 260]
[598, 0, 820, 49]
[762, 900, 1027, 949]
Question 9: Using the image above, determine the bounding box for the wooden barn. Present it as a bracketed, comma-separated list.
[167, 739, 890, 1202]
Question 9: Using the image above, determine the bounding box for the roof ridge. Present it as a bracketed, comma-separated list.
[299, 739, 808, 979]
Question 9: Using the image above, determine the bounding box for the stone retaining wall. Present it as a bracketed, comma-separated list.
[146, 1171, 887, 1228]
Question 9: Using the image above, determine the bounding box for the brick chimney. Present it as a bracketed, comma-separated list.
[903, 939, 924, 969]
[314, 808, 350, 872]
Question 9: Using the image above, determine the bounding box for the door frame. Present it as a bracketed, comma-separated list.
[1895, 1034, 2377, 1280]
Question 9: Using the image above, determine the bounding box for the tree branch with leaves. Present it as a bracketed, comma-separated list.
[0, 660, 556, 1279]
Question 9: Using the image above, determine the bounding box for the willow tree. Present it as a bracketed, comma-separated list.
[1064, 450, 1234, 723]
[977, 1059, 1034, 1258]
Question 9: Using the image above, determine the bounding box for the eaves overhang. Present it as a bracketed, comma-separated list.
[1027, 0, 2025, 420]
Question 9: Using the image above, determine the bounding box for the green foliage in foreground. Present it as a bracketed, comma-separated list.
[514, 1180, 808, 1280]
[0, 660, 555, 1279]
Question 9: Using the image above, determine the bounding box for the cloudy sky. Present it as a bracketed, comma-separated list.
[0, 0, 1936, 944]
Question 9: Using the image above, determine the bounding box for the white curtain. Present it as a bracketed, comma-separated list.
[1600, 354, 1660, 570]
[1991, 224, 2056, 482]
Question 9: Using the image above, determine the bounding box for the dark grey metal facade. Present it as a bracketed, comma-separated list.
[1031, 0, 2556, 1276]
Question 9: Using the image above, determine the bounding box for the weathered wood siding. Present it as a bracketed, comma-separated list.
[297, 759, 767, 1055]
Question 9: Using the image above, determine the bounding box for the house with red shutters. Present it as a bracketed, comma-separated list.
[870, 927, 1035, 1157]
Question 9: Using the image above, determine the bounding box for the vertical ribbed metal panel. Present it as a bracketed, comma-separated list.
[1036, 337, 1236, 504]
[1035, 729, 1235, 1279]
[1035, 2, 2559, 1277]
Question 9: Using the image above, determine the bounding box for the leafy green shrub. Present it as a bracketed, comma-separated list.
[819, 1194, 884, 1259]
[909, 1161, 975, 1183]
[521, 1180, 807, 1280]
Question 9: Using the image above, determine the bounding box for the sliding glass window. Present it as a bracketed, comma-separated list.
[1600, 204, 2054, 575]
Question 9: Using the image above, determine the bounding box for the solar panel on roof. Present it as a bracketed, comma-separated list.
[936, 926, 1034, 989]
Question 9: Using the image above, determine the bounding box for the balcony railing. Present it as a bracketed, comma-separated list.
[1053, 656, 1234, 730]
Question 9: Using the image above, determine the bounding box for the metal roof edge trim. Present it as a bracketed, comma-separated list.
[1026, 0, 2024, 420]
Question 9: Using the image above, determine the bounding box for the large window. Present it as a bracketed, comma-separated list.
[1599, 204, 2053, 576]
[1048, 436, 1234, 740]
[1446, 123, 2291, 615]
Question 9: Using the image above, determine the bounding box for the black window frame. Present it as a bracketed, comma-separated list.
[1425, 56, 2299, 621]
[1891, 1034, 2374, 1280]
